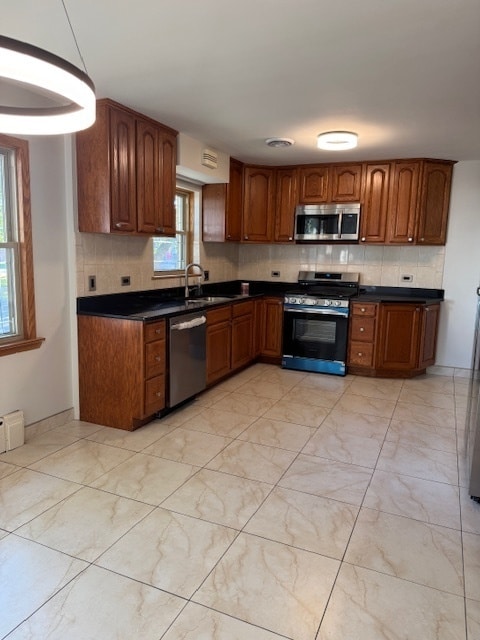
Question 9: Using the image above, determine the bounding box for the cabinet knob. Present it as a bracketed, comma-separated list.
[358, 352, 363, 357]
[155, 356, 162, 361]
[244, 235, 249, 240]
[408, 237, 414, 242]
[360, 327, 365, 332]
[155, 328, 162, 334]
[361, 237, 366, 242]
[156, 392, 162, 397]
[361, 307, 366, 312]
[420, 237, 425, 242]
[155, 227, 164, 233]
[416, 307, 420, 312]
[227, 234, 231, 239]
[114, 222, 129, 229]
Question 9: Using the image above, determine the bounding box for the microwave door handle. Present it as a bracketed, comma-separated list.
[338, 212, 343, 239]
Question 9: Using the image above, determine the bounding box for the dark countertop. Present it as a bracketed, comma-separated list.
[77, 281, 444, 321]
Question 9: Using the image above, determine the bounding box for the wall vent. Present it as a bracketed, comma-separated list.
[201, 148, 218, 169]
[0, 410, 25, 452]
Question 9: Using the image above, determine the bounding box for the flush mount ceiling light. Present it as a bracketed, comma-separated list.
[265, 137, 295, 148]
[317, 131, 358, 150]
[0, 19, 96, 136]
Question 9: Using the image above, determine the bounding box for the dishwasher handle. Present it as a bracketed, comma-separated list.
[171, 315, 206, 331]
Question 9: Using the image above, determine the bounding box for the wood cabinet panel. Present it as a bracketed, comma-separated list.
[259, 297, 283, 358]
[418, 303, 440, 368]
[298, 166, 329, 203]
[417, 162, 453, 245]
[376, 304, 422, 371]
[274, 168, 297, 242]
[349, 342, 374, 367]
[144, 374, 165, 415]
[360, 164, 390, 243]
[206, 315, 232, 385]
[242, 167, 275, 242]
[136, 119, 159, 234]
[202, 158, 244, 242]
[330, 164, 363, 202]
[157, 130, 177, 236]
[232, 312, 254, 370]
[226, 158, 244, 241]
[109, 107, 137, 232]
[388, 160, 420, 244]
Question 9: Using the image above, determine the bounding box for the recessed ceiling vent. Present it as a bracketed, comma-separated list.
[265, 137, 295, 148]
[201, 148, 218, 169]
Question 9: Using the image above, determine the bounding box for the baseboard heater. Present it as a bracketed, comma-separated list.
[0, 410, 25, 452]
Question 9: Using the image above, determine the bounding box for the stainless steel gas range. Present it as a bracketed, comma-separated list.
[282, 271, 359, 376]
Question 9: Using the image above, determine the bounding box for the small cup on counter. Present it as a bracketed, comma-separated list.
[241, 282, 249, 295]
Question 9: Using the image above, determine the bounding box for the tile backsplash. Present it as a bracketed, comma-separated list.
[237, 243, 445, 288]
[76, 232, 445, 297]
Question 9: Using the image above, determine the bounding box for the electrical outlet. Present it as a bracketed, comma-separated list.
[271, 270, 280, 278]
[204, 270, 210, 281]
[121, 276, 131, 286]
[401, 274, 413, 282]
[88, 275, 96, 292]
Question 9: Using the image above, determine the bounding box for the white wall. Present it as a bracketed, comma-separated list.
[436, 161, 480, 368]
[0, 136, 74, 426]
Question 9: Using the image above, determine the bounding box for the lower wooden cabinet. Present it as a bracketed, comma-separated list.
[206, 300, 255, 385]
[258, 296, 284, 361]
[78, 315, 166, 430]
[348, 301, 440, 377]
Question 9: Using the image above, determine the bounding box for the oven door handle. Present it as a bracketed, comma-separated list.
[284, 307, 348, 317]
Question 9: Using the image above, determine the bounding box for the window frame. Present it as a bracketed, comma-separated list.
[152, 187, 193, 277]
[0, 133, 44, 357]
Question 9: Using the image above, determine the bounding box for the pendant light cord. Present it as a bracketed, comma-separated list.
[61, 0, 89, 74]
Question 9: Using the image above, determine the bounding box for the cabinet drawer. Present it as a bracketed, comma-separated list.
[349, 342, 374, 366]
[207, 306, 231, 325]
[232, 299, 254, 318]
[144, 320, 166, 343]
[145, 340, 165, 379]
[351, 303, 377, 317]
[350, 317, 375, 342]
[145, 374, 165, 414]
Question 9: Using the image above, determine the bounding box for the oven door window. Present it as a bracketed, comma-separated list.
[283, 310, 348, 362]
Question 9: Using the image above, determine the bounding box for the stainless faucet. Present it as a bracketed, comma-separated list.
[184, 262, 205, 299]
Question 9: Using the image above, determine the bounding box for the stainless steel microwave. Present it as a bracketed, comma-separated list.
[294, 203, 361, 242]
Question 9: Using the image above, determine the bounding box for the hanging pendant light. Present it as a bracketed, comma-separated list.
[0, 14, 95, 136]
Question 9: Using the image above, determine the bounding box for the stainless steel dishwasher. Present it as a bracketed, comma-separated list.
[168, 310, 207, 408]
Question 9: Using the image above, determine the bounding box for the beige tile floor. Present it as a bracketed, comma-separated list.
[1, 363, 479, 639]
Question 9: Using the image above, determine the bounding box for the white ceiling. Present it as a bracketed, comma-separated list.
[2, 0, 480, 165]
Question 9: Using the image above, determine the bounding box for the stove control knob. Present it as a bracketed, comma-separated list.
[333, 300, 341, 307]
[324, 300, 331, 306]
[306, 298, 315, 305]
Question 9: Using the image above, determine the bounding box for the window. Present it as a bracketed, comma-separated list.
[0, 134, 43, 356]
[153, 188, 193, 274]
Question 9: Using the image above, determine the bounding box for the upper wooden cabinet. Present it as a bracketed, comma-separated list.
[298, 165, 329, 203]
[202, 158, 243, 242]
[298, 163, 363, 204]
[274, 167, 298, 242]
[203, 157, 454, 246]
[76, 98, 178, 236]
[360, 163, 391, 243]
[242, 166, 276, 242]
[361, 159, 454, 246]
